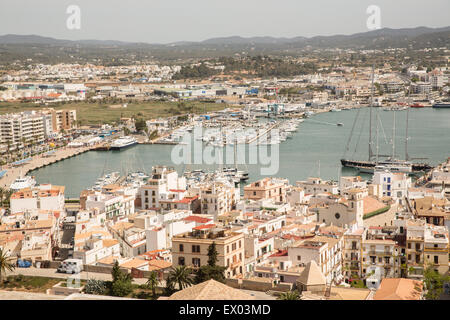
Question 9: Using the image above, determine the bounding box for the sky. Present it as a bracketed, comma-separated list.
[0, 0, 449, 43]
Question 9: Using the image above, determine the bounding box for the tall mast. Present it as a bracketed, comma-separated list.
[392, 111, 396, 159]
[376, 109, 379, 163]
[405, 107, 410, 161]
[368, 65, 375, 161]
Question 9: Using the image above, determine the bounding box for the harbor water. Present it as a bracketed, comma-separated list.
[30, 108, 450, 197]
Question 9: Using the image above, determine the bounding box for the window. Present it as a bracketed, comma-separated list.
[192, 258, 201, 267]
[232, 243, 236, 251]
[179, 244, 184, 252]
[192, 245, 200, 253]
[178, 257, 185, 266]
[335, 213, 340, 219]
[297, 255, 301, 261]
[239, 240, 241, 248]
[434, 256, 439, 264]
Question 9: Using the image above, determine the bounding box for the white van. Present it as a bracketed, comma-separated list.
[57, 259, 83, 274]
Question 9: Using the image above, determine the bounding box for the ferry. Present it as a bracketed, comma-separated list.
[10, 176, 36, 192]
[110, 136, 137, 150]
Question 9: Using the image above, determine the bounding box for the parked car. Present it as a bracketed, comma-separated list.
[17, 259, 32, 268]
[57, 258, 83, 274]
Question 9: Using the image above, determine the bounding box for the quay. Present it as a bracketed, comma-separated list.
[0, 142, 106, 189]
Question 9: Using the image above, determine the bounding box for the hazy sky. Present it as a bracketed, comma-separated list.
[1, 0, 449, 43]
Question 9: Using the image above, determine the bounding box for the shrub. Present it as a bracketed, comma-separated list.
[110, 279, 133, 297]
[84, 279, 107, 295]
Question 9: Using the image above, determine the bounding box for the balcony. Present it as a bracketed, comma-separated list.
[230, 260, 242, 269]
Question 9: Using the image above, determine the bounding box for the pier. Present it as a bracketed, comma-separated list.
[0, 143, 104, 189]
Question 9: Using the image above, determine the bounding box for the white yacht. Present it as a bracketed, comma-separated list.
[10, 176, 36, 192]
[110, 136, 137, 150]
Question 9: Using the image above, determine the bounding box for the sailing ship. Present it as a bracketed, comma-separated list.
[340, 67, 431, 174]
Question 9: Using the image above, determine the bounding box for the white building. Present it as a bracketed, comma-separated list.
[10, 184, 65, 214]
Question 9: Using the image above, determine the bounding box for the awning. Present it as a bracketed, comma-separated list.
[11, 157, 32, 166]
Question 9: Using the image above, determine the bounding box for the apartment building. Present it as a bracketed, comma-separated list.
[406, 220, 426, 278]
[244, 177, 289, 202]
[0, 111, 46, 152]
[373, 171, 411, 203]
[172, 227, 245, 278]
[288, 234, 344, 284]
[343, 227, 366, 282]
[139, 166, 187, 210]
[296, 177, 339, 196]
[0, 109, 76, 153]
[199, 182, 238, 218]
[423, 225, 449, 275]
[85, 191, 135, 219]
[42, 108, 77, 132]
[73, 236, 120, 265]
[10, 184, 65, 214]
[362, 239, 400, 285]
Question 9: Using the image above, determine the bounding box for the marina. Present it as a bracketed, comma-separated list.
[27, 107, 450, 197]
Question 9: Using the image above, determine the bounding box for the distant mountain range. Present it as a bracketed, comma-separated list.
[0, 26, 449, 62]
[1, 26, 449, 47]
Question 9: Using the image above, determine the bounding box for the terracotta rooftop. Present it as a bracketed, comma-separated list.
[374, 278, 423, 300]
[168, 279, 254, 300]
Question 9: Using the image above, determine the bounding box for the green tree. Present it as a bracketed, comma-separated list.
[424, 267, 450, 300]
[134, 118, 147, 132]
[111, 278, 133, 297]
[194, 242, 226, 284]
[123, 127, 131, 136]
[146, 271, 159, 297]
[0, 248, 15, 283]
[110, 261, 133, 297]
[167, 266, 194, 291]
[207, 242, 218, 267]
[111, 261, 124, 282]
[278, 290, 300, 300]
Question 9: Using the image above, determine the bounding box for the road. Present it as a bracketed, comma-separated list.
[6, 267, 148, 285]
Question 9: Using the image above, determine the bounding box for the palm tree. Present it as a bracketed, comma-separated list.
[0, 248, 15, 283]
[146, 271, 160, 297]
[278, 290, 300, 300]
[167, 266, 194, 291]
[3, 190, 13, 208]
[0, 187, 4, 207]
